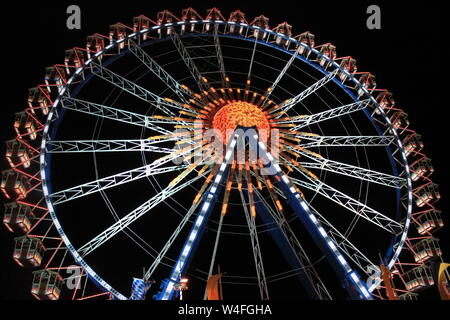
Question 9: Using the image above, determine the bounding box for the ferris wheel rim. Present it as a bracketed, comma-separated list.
[37, 18, 414, 300]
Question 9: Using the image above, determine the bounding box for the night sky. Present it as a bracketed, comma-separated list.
[0, 0, 446, 303]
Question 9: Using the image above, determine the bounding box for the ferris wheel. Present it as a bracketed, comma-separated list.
[2, 7, 448, 300]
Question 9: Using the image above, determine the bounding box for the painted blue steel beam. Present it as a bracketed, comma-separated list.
[255, 137, 373, 300]
[155, 134, 239, 300]
[251, 185, 322, 300]
[130, 278, 153, 300]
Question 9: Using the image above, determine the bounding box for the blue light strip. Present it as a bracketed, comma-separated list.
[257, 138, 373, 300]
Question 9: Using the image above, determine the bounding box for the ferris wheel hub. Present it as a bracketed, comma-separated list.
[212, 101, 270, 143]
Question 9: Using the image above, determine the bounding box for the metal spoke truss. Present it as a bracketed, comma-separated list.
[3, 7, 444, 302]
[284, 147, 406, 188]
[78, 171, 208, 258]
[213, 24, 228, 88]
[288, 99, 371, 130]
[49, 141, 205, 205]
[300, 135, 395, 148]
[305, 202, 378, 278]
[170, 30, 210, 93]
[60, 97, 173, 135]
[291, 175, 403, 234]
[46, 139, 174, 154]
[269, 69, 339, 117]
[239, 188, 270, 300]
[128, 39, 193, 104]
[90, 61, 176, 116]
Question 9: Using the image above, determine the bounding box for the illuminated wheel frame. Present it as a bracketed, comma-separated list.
[2, 8, 445, 300]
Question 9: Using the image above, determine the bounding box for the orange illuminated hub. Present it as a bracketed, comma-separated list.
[212, 101, 270, 143]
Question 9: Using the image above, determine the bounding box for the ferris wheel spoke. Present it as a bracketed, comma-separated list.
[284, 147, 405, 188]
[60, 97, 173, 135]
[128, 39, 194, 104]
[90, 61, 177, 117]
[286, 99, 371, 131]
[46, 139, 174, 154]
[269, 69, 339, 117]
[48, 141, 208, 205]
[299, 135, 396, 148]
[261, 45, 303, 107]
[290, 175, 403, 234]
[246, 38, 258, 89]
[49, 163, 188, 205]
[77, 171, 208, 258]
[213, 24, 228, 88]
[299, 159, 405, 189]
[170, 31, 210, 93]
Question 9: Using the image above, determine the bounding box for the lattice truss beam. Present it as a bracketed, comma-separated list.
[170, 30, 210, 93]
[269, 69, 339, 118]
[60, 96, 173, 135]
[282, 146, 406, 188]
[299, 135, 395, 148]
[272, 99, 371, 129]
[46, 140, 174, 153]
[128, 39, 195, 104]
[78, 169, 209, 258]
[290, 174, 403, 235]
[48, 138, 208, 205]
[89, 61, 176, 116]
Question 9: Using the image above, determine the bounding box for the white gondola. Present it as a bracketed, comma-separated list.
[337, 57, 357, 82]
[273, 22, 292, 48]
[1, 170, 28, 200]
[3, 202, 35, 233]
[133, 15, 153, 40]
[181, 8, 202, 34]
[28, 87, 50, 116]
[410, 157, 433, 181]
[31, 270, 64, 300]
[415, 209, 444, 234]
[412, 237, 442, 263]
[251, 15, 269, 40]
[86, 34, 107, 60]
[398, 291, 418, 300]
[157, 10, 177, 36]
[109, 23, 129, 50]
[5, 139, 31, 169]
[403, 134, 423, 157]
[404, 265, 435, 292]
[316, 43, 336, 69]
[64, 48, 85, 74]
[356, 73, 376, 97]
[14, 112, 37, 141]
[295, 31, 315, 57]
[390, 111, 409, 132]
[228, 10, 247, 35]
[13, 236, 45, 267]
[415, 183, 440, 207]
